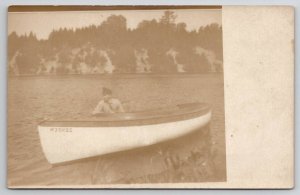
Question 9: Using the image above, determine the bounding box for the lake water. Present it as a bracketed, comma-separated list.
[8, 74, 226, 186]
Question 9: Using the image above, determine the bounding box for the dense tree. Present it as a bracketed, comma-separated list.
[8, 11, 223, 75]
[160, 11, 177, 25]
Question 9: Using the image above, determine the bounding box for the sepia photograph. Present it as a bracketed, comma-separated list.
[7, 6, 226, 188]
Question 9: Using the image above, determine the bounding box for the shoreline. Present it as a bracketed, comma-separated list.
[8, 72, 224, 79]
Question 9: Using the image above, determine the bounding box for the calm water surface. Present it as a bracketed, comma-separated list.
[8, 74, 226, 186]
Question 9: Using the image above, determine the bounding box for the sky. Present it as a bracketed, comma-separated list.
[8, 9, 221, 40]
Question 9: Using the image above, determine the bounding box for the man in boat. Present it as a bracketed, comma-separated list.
[92, 87, 125, 115]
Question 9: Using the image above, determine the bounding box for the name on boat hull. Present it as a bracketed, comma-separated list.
[50, 127, 73, 133]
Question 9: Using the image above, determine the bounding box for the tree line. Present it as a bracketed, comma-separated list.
[8, 11, 223, 75]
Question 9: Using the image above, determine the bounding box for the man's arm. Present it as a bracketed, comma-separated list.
[92, 101, 104, 115]
[116, 100, 125, 113]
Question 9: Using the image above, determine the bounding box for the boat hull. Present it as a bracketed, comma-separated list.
[38, 106, 211, 164]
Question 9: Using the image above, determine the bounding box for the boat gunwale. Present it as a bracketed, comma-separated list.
[38, 103, 211, 127]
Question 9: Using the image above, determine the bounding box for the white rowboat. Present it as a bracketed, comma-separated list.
[38, 102, 211, 165]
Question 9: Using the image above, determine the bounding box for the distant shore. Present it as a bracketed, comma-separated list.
[9, 72, 224, 79]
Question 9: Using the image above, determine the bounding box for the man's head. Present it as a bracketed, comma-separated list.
[102, 87, 112, 101]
